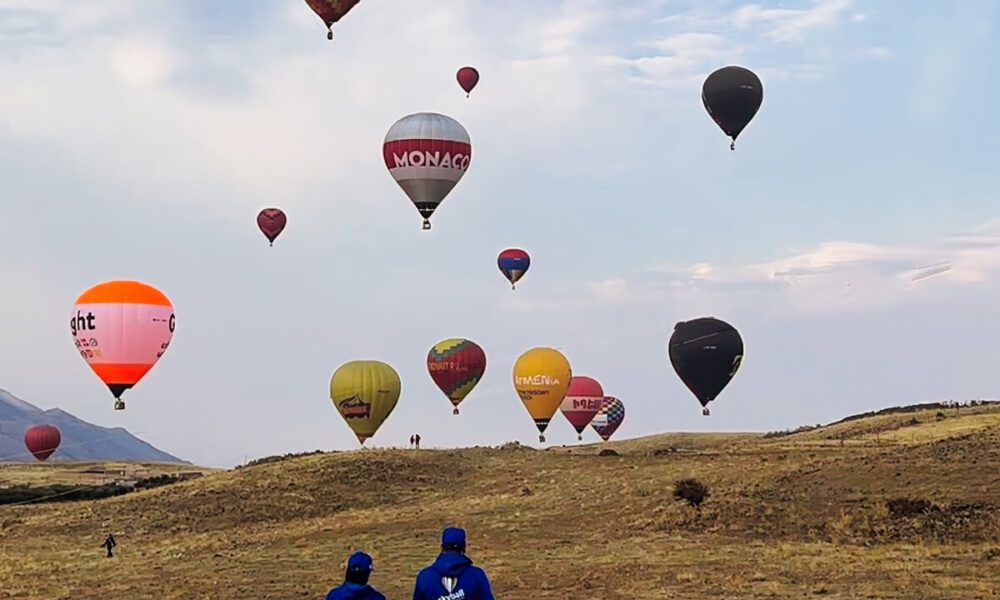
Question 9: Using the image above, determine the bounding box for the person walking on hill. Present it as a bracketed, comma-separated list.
[414, 433, 421, 449]
[101, 533, 117, 558]
[410, 434, 415, 449]
[325, 551, 386, 600]
[412, 527, 495, 600]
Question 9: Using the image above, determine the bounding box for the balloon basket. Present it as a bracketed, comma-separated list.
[538, 434, 545, 443]
[452, 407, 459, 415]
[327, 30, 333, 41]
[114, 400, 125, 411]
[422, 220, 432, 230]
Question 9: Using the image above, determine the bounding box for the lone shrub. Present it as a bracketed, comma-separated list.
[886, 497, 937, 518]
[673, 478, 710, 510]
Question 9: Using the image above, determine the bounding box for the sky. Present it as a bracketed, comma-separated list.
[0, 0, 998, 468]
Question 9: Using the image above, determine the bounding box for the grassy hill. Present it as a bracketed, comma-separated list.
[0, 405, 997, 599]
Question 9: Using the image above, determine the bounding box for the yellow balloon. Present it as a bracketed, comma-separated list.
[512, 347, 572, 442]
[330, 360, 401, 445]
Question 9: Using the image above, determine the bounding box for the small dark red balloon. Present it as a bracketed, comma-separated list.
[257, 208, 287, 246]
[24, 425, 61, 462]
[457, 66, 479, 96]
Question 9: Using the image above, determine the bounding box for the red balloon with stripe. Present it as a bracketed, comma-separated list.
[559, 376, 605, 440]
[383, 112, 472, 230]
[427, 338, 487, 415]
[24, 425, 61, 462]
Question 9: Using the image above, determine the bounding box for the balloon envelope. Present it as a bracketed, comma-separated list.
[70, 281, 175, 410]
[427, 338, 487, 415]
[559, 376, 605, 439]
[330, 360, 401, 444]
[257, 208, 287, 246]
[590, 396, 625, 441]
[383, 112, 471, 230]
[513, 347, 572, 442]
[24, 425, 61, 462]
[702, 66, 763, 148]
[498, 248, 530, 289]
[304, 0, 361, 38]
[457, 66, 479, 95]
[668, 317, 743, 408]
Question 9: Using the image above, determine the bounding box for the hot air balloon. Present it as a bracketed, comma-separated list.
[427, 338, 487, 415]
[70, 281, 175, 411]
[330, 360, 400, 445]
[513, 347, 571, 442]
[457, 66, 479, 97]
[383, 112, 472, 230]
[702, 66, 763, 150]
[590, 396, 625, 442]
[498, 248, 530, 290]
[668, 317, 743, 416]
[257, 208, 287, 247]
[24, 425, 61, 462]
[304, 0, 362, 40]
[559, 376, 605, 441]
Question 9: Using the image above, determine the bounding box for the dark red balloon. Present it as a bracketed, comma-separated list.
[457, 67, 479, 97]
[24, 425, 61, 462]
[257, 208, 287, 246]
[304, 0, 362, 40]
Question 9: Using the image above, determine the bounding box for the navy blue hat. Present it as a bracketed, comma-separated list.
[347, 551, 374, 574]
[441, 527, 466, 550]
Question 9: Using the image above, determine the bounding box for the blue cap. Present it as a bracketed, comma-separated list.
[347, 551, 374, 573]
[441, 527, 466, 550]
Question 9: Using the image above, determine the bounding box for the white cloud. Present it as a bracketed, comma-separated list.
[733, 0, 858, 43]
[563, 219, 1000, 315]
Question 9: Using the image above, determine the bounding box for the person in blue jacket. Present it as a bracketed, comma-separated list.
[412, 527, 495, 600]
[325, 551, 387, 600]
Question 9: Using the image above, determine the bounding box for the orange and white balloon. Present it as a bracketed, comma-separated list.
[70, 280, 175, 410]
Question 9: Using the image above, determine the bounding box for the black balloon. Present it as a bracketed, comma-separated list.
[702, 66, 763, 149]
[669, 317, 743, 408]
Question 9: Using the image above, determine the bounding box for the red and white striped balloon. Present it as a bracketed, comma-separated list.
[383, 112, 472, 230]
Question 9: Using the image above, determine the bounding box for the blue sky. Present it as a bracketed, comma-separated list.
[0, 0, 998, 468]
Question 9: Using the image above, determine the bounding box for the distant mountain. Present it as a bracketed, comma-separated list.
[0, 389, 186, 463]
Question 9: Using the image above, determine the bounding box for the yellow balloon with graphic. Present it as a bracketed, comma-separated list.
[329, 360, 401, 445]
[512, 347, 572, 442]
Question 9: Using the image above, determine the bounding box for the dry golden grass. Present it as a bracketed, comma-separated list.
[1, 407, 997, 599]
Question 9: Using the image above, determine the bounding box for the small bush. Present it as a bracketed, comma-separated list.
[673, 478, 710, 510]
[886, 497, 938, 518]
[598, 449, 619, 457]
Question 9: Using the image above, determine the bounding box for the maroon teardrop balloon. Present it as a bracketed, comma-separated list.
[457, 66, 479, 97]
[24, 425, 61, 462]
[257, 208, 287, 246]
